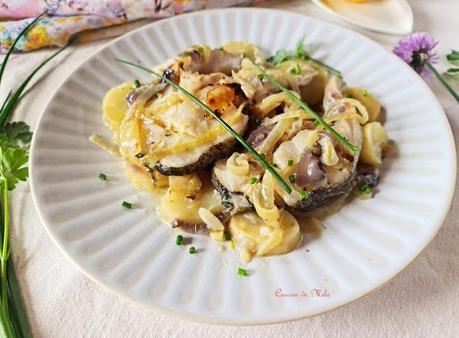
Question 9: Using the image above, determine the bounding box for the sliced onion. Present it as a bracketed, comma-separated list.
[258, 119, 290, 154]
[227, 153, 250, 176]
[251, 173, 280, 225]
[318, 134, 339, 166]
[199, 207, 225, 231]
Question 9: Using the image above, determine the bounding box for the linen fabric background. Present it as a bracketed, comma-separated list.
[1, 0, 458, 337]
[0, 0, 264, 53]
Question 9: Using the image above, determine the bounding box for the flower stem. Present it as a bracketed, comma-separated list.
[0, 180, 11, 336]
[426, 62, 459, 103]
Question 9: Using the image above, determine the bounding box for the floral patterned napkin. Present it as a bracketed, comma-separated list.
[0, 0, 263, 53]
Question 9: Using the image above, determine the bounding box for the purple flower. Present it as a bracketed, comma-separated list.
[393, 32, 439, 77]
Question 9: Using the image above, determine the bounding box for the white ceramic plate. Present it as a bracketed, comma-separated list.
[311, 0, 413, 35]
[30, 8, 456, 324]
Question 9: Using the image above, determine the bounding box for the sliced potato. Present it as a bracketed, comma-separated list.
[102, 81, 133, 132]
[125, 162, 167, 192]
[159, 191, 202, 224]
[360, 122, 389, 165]
[125, 162, 153, 192]
[229, 210, 301, 262]
[169, 174, 202, 197]
[344, 87, 381, 122]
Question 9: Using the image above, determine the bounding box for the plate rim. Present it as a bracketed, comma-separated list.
[29, 7, 457, 325]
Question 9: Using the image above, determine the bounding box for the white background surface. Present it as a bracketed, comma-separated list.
[2, 0, 458, 337]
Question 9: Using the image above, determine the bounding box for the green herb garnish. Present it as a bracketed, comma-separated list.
[268, 37, 341, 75]
[238, 268, 248, 276]
[289, 175, 296, 184]
[269, 49, 289, 65]
[224, 230, 232, 241]
[249, 177, 257, 185]
[189, 246, 197, 254]
[363, 89, 369, 97]
[290, 64, 301, 75]
[255, 118, 261, 126]
[116, 59, 293, 194]
[98, 173, 108, 181]
[250, 60, 358, 153]
[299, 190, 309, 200]
[133, 79, 141, 88]
[122, 201, 133, 209]
[446, 68, 459, 76]
[287, 159, 294, 167]
[176, 235, 184, 246]
[0, 13, 72, 338]
[359, 184, 372, 195]
[446, 50, 459, 65]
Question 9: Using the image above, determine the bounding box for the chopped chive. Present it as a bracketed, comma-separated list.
[249, 177, 258, 185]
[363, 89, 369, 97]
[197, 46, 205, 54]
[238, 268, 248, 276]
[257, 73, 265, 80]
[289, 175, 296, 184]
[224, 230, 232, 241]
[189, 246, 197, 254]
[98, 173, 108, 181]
[122, 201, 132, 209]
[251, 60, 357, 153]
[255, 118, 261, 126]
[133, 79, 141, 88]
[176, 235, 184, 246]
[359, 184, 372, 194]
[287, 159, 294, 167]
[299, 190, 309, 200]
[116, 59, 293, 195]
[290, 64, 301, 75]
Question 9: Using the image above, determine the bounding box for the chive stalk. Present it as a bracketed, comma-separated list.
[115, 59, 293, 194]
[122, 201, 132, 209]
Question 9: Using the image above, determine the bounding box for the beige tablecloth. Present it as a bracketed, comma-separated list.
[3, 0, 458, 337]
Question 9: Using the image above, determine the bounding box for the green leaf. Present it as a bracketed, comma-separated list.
[268, 49, 290, 65]
[447, 50, 459, 66]
[267, 37, 340, 74]
[0, 122, 32, 148]
[446, 68, 459, 76]
[293, 37, 310, 60]
[0, 147, 29, 191]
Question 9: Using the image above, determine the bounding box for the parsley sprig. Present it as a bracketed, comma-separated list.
[269, 37, 341, 75]
[0, 13, 71, 338]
